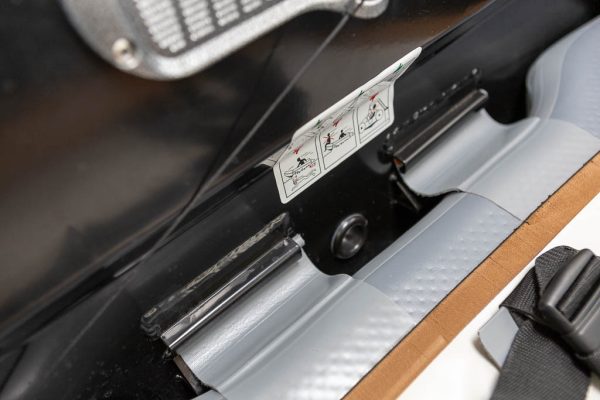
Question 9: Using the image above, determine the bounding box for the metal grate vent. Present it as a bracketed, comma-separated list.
[134, 0, 187, 53]
[134, 0, 285, 54]
[180, 0, 215, 42]
[61, 0, 389, 79]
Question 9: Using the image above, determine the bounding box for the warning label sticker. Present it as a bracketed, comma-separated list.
[274, 47, 421, 203]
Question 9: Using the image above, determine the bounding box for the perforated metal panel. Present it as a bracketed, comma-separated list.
[131, 0, 290, 55]
[60, 0, 389, 79]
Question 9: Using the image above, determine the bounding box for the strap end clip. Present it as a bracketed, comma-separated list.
[539, 248, 600, 373]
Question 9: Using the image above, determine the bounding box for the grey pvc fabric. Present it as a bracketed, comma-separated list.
[180, 251, 416, 400]
[400, 112, 600, 220]
[183, 17, 600, 400]
[355, 193, 519, 320]
[527, 16, 600, 138]
[181, 193, 519, 400]
[400, 16, 600, 219]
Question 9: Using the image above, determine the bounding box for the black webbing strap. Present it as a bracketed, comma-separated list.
[491, 246, 600, 400]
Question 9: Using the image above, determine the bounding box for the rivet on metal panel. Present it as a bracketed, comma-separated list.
[112, 38, 141, 70]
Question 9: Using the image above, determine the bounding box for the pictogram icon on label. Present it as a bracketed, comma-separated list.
[274, 47, 421, 203]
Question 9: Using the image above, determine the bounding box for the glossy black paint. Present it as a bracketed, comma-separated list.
[1, 0, 599, 399]
[0, 0, 493, 348]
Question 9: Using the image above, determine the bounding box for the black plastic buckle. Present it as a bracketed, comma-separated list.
[539, 249, 600, 372]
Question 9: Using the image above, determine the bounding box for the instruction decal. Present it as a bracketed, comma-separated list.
[274, 47, 421, 203]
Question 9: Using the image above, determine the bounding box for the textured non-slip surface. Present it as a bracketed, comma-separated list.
[402, 16, 600, 219]
[221, 280, 412, 400]
[528, 16, 600, 138]
[185, 193, 518, 400]
[400, 112, 600, 220]
[346, 157, 600, 400]
[179, 252, 415, 400]
[356, 193, 519, 320]
[398, 197, 600, 400]
[467, 118, 600, 219]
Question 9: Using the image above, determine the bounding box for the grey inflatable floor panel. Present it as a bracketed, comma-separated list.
[402, 16, 600, 219]
[355, 193, 519, 319]
[178, 251, 416, 400]
[528, 16, 600, 138]
[401, 111, 600, 220]
[180, 193, 518, 400]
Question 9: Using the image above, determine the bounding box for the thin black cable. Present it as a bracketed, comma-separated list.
[124, 1, 366, 273]
[2, 2, 367, 356]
